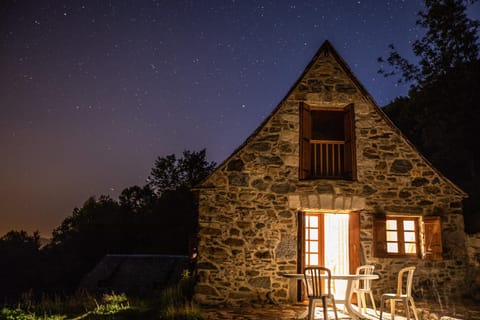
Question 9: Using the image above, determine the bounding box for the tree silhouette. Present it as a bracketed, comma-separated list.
[36, 149, 217, 293]
[119, 185, 156, 215]
[45, 196, 134, 291]
[144, 149, 216, 254]
[148, 149, 216, 195]
[380, 0, 480, 232]
[0, 230, 41, 301]
[379, 0, 479, 88]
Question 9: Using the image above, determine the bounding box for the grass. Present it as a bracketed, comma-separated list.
[1, 271, 207, 320]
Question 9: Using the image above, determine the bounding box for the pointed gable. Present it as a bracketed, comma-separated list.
[197, 40, 466, 198]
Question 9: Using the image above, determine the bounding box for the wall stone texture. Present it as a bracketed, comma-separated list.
[466, 233, 480, 301]
[194, 43, 470, 306]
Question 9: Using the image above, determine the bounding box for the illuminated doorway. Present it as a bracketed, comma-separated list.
[299, 211, 360, 300]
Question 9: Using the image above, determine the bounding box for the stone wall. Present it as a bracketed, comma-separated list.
[466, 233, 480, 301]
[467, 233, 480, 268]
[194, 43, 468, 306]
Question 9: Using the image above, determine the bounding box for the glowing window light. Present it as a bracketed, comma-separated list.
[386, 217, 418, 255]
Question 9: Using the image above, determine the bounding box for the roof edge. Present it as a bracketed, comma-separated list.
[195, 40, 468, 198]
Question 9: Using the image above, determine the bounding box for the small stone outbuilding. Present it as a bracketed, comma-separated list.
[193, 41, 469, 306]
[80, 254, 189, 295]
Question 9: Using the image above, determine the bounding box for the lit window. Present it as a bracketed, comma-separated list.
[373, 215, 443, 260]
[386, 217, 418, 256]
[305, 215, 320, 266]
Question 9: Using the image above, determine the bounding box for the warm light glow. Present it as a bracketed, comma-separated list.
[386, 217, 417, 255]
[387, 243, 399, 253]
[387, 231, 398, 241]
[404, 231, 416, 242]
[305, 215, 320, 266]
[386, 220, 397, 229]
[309, 216, 318, 228]
[405, 243, 416, 254]
[324, 214, 349, 299]
[404, 220, 415, 230]
[304, 213, 350, 298]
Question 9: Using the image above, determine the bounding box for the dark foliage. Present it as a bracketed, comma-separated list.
[384, 61, 480, 232]
[119, 185, 157, 215]
[148, 149, 216, 195]
[380, 0, 480, 232]
[0, 231, 42, 301]
[379, 0, 479, 88]
[0, 149, 216, 301]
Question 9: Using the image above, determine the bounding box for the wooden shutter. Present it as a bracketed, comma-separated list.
[348, 212, 360, 274]
[423, 216, 443, 261]
[343, 104, 356, 180]
[373, 214, 387, 258]
[299, 103, 312, 179]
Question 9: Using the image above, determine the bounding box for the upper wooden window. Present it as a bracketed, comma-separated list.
[300, 103, 356, 180]
[373, 215, 443, 260]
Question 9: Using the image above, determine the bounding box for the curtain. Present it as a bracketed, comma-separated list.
[324, 213, 349, 299]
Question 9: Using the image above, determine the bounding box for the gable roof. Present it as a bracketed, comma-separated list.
[197, 40, 467, 197]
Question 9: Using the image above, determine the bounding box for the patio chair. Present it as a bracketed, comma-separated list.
[304, 266, 339, 320]
[352, 265, 377, 314]
[379, 266, 419, 320]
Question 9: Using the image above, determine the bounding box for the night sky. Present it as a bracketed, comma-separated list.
[1, 1, 479, 237]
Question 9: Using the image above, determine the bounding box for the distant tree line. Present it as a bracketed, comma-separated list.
[0, 149, 215, 302]
[379, 0, 480, 232]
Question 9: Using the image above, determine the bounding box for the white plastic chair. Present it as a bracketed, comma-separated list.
[379, 266, 419, 320]
[352, 265, 377, 314]
[304, 267, 339, 320]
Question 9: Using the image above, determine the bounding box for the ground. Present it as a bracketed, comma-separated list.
[200, 299, 480, 320]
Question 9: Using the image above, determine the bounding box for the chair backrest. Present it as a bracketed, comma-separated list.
[355, 264, 375, 290]
[304, 266, 332, 298]
[396, 266, 416, 296]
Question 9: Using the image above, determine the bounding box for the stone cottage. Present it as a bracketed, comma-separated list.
[193, 40, 469, 306]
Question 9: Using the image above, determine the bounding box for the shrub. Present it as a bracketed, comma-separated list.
[157, 270, 205, 320]
[161, 301, 204, 320]
[93, 293, 130, 315]
[0, 307, 66, 320]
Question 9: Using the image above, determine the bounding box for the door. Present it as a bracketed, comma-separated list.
[298, 211, 360, 300]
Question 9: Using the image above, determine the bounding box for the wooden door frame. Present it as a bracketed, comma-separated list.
[297, 211, 360, 301]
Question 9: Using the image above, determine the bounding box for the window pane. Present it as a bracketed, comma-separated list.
[309, 229, 318, 240]
[309, 254, 318, 266]
[403, 220, 415, 231]
[386, 220, 397, 230]
[386, 231, 398, 241]
[310, 241, 318, 252]
[308, 216, 318, 228]
[387, 243, 398, 253]
[405, 243, 417, 254]
[404, 231, 416, 242]
[311, 110, 345, 140]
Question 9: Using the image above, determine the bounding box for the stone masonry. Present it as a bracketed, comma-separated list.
[194, 41, 469, 306]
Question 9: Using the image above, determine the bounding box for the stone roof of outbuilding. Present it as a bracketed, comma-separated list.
[195, 40, 467, 198]
[79, 254, 189, 295]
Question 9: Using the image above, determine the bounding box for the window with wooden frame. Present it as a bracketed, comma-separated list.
[304, 213, 323, 266]
[299, 103, 356, 180]
[385, 217, 419, 256]
[373, 214, 443, 260]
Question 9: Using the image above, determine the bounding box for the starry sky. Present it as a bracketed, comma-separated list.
[1, 0, 479, 237]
